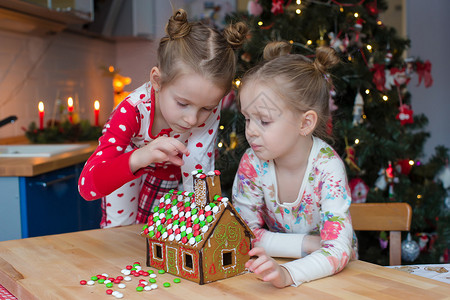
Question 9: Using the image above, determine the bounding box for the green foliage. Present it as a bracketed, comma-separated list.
[25, 120, 102, 144]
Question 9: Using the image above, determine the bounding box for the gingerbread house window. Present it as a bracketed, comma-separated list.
[154, 244, 163, 260]
[222, 250, 234, 268]
[184, 253, 193, 269]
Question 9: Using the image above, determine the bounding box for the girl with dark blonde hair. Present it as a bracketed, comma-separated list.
[233, 41, 357, 287]
[80, 9, 248, 228]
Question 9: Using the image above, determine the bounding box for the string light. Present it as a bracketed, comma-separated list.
[354, 138, 360, 144]
[382, 95, 388, 101]
[377, 20, 383, 26]
[219, 125, 224, 130]
[362, 114, 367, 119]
[234, 79, 241, 88]
[218, 142, 223, 148]
[365, 89, 370, 94]
[108, 65, 114, 72]
[306, 40, 312, 45]
[289, 40, 294, 44]
[296, 9, 302, 14]
[409, 160, 415, 165]
[354, 12, 359, 18]
[366, 45, 372, 51]
[258, 21, 263, 26]
[417, 194, 422, 199]
[340, 6, 344, 12]
[348, 55, 352, 61]
[296, 0, 301, 4]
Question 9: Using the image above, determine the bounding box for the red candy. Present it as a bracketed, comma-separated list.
[80, 280, 87, 285]
[148, 220, 154, 226]
[114, 279, 121, 284]
[142, 272, 149, 276]
[198, 210, 204, 215]
[179, 216, 186, 222]
[193, 224, 200, 231]
[144, 228, 149, 235]
[116, 276, 123, 281]
[168, 229, 173, 235]
[173, 214, 179, 220]
[205, 211, 212, 217]
[186, 222, 193, 228]
[155, 231, 161, 238]
[194, 230, 200, 237]
[106, 289, 113, 295]
[126, 265, 132, 270]
[214, 170, 221, 175]
[175, 228, 181, 235]
[165, 204, 172, 210]
[159, 203, 165, 208]
[108, 277, 115, 281]
[167, 218, 173, 224]
[186, 217, 192, 223]
[161, 218, 166, 224]
[181, 236, 188, 243]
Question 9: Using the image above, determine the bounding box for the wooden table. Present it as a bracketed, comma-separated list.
[0, 225, 449, 299]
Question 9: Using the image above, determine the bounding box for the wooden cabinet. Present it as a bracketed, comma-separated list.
[0, 163, 101, 241]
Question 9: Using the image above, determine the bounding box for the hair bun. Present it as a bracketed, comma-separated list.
[263, 41, 292, 60]
[313, 46, 340, 74]
[223, 22, 249, 50]
[166, 9, 191, 40]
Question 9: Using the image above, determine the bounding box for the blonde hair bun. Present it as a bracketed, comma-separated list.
[166, 9, 191, 40]
[313, 46, 340, 74]
[263, 41, 292, 60]
[223, 22, 249, 50]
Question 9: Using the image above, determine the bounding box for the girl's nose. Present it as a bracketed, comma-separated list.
[184, 110, 198, 127]
[246, 119, 258, 137]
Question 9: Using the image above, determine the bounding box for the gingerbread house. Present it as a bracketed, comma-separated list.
[140, 170, 255, 284]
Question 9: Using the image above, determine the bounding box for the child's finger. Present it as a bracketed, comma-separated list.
[253, 260, 274, 276]
[248, 247, 266, 257]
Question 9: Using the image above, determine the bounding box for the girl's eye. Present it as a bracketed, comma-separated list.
[202, 107, 214, 112]
[261, 120, 271, 126]
[177, 102, 188, 107]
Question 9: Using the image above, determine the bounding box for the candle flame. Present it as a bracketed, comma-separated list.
[38, 101, 44, 112]
[94, 100, 100, 110]
[68, 97, 74, 107]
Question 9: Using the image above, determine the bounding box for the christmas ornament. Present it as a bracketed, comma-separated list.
[435, 163, 450, 189]
[328, 32, 349, 53]
[401, 233, 420, 262]
[271, 0, 284, 15]
[365, 0, 379, 16]
[374, 168, 387, 190]
[416, 60, 433, 88]
[352, 91, 364, 126]
[247, 0, 263, 16]
[241, 52, 251, 63]
[349, 177, 369, 203]
[385, 68, 411, 89]
[370, 64, 386, 91]
[384, 50, 393, 64]
[396, 104, 414, 126]
[395, 159, 413, 175]
[349, 18, 366, 48]
[417, 233, 429, 252]
[221, 90, 236, 110]
[379, 231, 388, 249]
[344, 138, 361, 172]
[386, 161, 395, 199]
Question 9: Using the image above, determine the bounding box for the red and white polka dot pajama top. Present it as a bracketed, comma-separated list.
[78, 82, 220, 228]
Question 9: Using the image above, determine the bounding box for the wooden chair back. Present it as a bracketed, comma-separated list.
[349, 202, 412, 266]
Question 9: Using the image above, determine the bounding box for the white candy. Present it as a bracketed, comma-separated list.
[149, 225, 155, 231]
[159, 213, 165, 220]
[207, 171, 215, 176]
[202, 226, 208, 233]
[162, 232, 168, 239]
[124, 276, 132, 281]
[151, 284, 158, 289]
[179, 211, 185, 218]
[112, 291, 119, 296]
[205, 205, 211, 212]
[122, 270, 131, 276]
[191, 170, 197, 175]
[172, 224, 179, 230]
[87, 280, 95, 286]
[150, 273, 157, 278]
[153, 212, 159, 218]
[155, 220, 161, 226]
[185, 211, 191, 218]
[222, 197, 229, 203]
[101, 273, 109, 277]
[159, 197, 165, 203]
[165, 198, 171, 205]
[120, 269, 127, 274]
[212, 206, 219, 213]
[135, 265, 142, 270]
[104, 280, 111, 284]
[190, 203, 197, 209]
[180, 225, 186, 232]
[114, 292, 124, 299]
[169, 234, 175, 241]
[178, 195, 184, 201]
[199, 215, 205, 222]
[191, 214, 198, 221]
[186, 227, 192, 234]
[189, 237, 196, 245]
[175, 234, 181, 241]
[144, 286, 152, 291]
[167, 223, 173, 230]
[118, 283, 126, 289]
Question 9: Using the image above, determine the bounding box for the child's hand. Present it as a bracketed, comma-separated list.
[245, 247, 294, 288]
[129, 137, 190, 172]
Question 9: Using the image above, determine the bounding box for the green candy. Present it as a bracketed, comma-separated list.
[195, 235, 202, 242]
[148, 230, 155, 238]
[158, 269, 166, 274]
[200, 221, 206, 227]
[177, 191, 183, 195]
[136, 286, 144, 292]
[197, 169, 203, 173]
[98, 279, 105, 284]
[180, 221, 186, 227]
[147, 270, 154, 274]
[90, 276, 98, 281]
[142, 224, 149, 230]
[166, 214, 173, 220]
[193, 218, 200, 224]
[173, 278, 181, 283]
[106, 282, 113, 288]
[188, 192, 194, 197]
[163, 282, 171, 288]
[161, 227, 167, 234]
[206, 215, 213, 223]
[213, 195, 220, 201]
[149, 278, 156, 283]
[184, 202, 190, 207]
[157, 225, 163, 232]
[173, 220, 180, 225]
[159, 208, 165, 214]
[181, 231, 187, 237]
[172, 199, 178, 205]
[192, 208, 198, 215]
[153, 216, 160, 222]
[187, 233, 193, 239]
[165, 193, 171, 199]
[209, 203, 216, 208]
[153, 207, 159, 212]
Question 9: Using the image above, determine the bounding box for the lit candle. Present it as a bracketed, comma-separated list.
[94, 100, 100, 126]
[38, 101, 45, 130]
[67, 97, 74, 123]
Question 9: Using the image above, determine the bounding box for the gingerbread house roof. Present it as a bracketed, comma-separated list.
[140, 189, 254, 250]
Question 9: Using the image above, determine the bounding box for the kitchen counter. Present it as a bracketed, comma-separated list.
[0, 141, 97, 177]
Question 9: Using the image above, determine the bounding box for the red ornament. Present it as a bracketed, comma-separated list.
[349, 178, 369, 203]
[396, 104, 414, 125]
[396, 159, 413, 175]
[370, 64, 386, 91]
[271, 0, 284, 15]
[365, 0, 379, 16]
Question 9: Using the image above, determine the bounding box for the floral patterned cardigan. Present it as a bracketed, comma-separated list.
[232, 136, 358, 286]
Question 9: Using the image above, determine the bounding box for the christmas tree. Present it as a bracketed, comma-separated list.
[218, 0, 449, 265]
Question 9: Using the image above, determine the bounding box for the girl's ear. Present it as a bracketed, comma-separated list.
[300, 110, 318, 136]
[150, 67, 162, 91]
